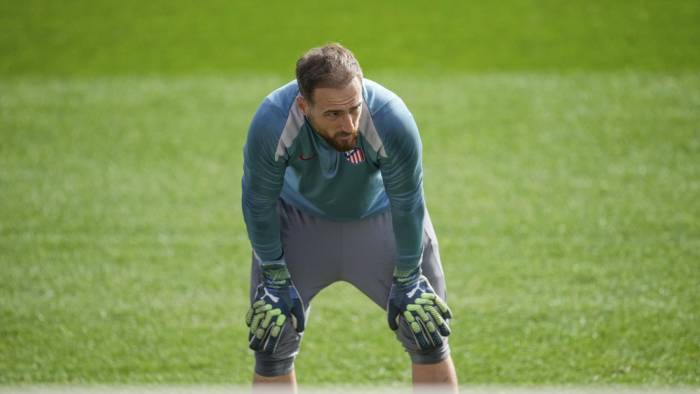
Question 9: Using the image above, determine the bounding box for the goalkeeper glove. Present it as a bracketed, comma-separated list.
[245, 257, 305, 354]
[387, 267, 452, 351]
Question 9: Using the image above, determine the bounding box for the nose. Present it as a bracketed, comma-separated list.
[340, 112, 354, 132]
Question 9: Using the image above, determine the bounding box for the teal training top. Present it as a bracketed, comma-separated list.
[242, 78, 425, 275]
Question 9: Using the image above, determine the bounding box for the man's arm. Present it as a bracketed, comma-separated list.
[242, 99, 306, 353]
[376, 98, 425, 277]
[377, 97, 453, 350]
[242, 100, 287, 261]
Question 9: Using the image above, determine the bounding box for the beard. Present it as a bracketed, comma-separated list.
[306, 116, 359, 152]
[325, 130, 359, 152]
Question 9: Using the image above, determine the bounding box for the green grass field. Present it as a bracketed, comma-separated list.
[1, 0, 699, 387]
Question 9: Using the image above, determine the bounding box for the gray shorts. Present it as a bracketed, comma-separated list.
[250, 198, 450, 377]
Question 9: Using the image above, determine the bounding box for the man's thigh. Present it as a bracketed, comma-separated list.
[248, 199, 347, 375]
[340, 209, 451, 363]
[249, 199, 343, 305]
[249, 199, 450, 370]
[341, 209, 447, 307]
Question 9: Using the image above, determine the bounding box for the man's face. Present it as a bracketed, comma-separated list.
[297, 77, 363, 152]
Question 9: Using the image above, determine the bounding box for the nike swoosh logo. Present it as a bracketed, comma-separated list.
[299, 153, 315, 161]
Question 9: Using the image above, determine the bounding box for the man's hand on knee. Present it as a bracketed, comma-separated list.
[246, 257, 305, 354]
[387, 267, 452, 350]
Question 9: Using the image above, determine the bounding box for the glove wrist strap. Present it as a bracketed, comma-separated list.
[261, 256, 291, 287]
[392, 266, 422, 286]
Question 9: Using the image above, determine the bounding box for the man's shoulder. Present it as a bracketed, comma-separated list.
[362, 78, 417, 138]
[362, 78, 402, 114]
[248, 81, 306, 162]
[260, 80, 299, 115]
[249, 80, 299, 137]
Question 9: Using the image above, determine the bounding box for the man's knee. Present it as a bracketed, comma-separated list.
[407, 343, 451, 364]
[254, 353, 296, 377]
[253, 322, 303, 377]
[395, 321, 451, 364]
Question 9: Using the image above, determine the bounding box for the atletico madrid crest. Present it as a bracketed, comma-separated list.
[344, 147, 365, 165]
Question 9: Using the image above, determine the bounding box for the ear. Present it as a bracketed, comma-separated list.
[296, 95, 307, 115]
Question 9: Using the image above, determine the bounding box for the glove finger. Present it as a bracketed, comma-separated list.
[248, 311, 273, 351]
[245, 307, 254, 327]
[418, 288, 453, 320]
[422, 312, 444, 348]
[262, 317, 285, 354]
[273, 314, 287, 336]
[387, 301, 401, 330]
[426, 305, 451, 337]
[407, 304, 431, 323]
[413, 309, 442, 349]
[413, 322, 433, 351]
[261, 308, 282, 329]
[403, 310, 432, 350]
[248, 312, 265, 335]
[247, 300, 269, 327]
[290, 299, 306, 333]
[434, 295, 453, 319]
[248, 326, 266, 351]
[417, 293, 436, 304]
[415, 297, 435, 306]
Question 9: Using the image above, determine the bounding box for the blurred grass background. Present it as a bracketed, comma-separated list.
[1, 0, 699, 386]
[2, 0, 700, 75]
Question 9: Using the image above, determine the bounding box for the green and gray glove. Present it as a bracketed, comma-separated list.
[387, 267, 452, 350]
[245, 257, 305, 354]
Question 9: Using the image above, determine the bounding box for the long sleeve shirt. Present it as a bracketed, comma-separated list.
[242, 78, 425, 275]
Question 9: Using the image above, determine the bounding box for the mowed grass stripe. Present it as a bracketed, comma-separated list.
[2, 0, 700, 75]
[0, 73, 698, 384]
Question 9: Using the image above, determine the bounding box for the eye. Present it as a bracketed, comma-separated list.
[325, 111, 340, 118]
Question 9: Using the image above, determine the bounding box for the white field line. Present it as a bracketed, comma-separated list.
[0, 386, 698, 394]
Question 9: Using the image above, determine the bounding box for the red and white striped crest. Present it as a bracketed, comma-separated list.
[344, 147, 365, 165]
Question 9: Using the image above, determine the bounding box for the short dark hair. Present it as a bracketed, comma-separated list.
[295, 43, 363, 103]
